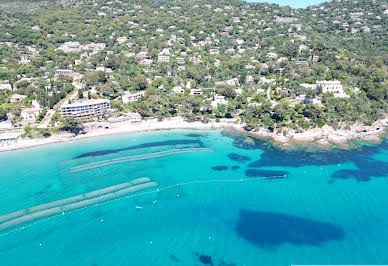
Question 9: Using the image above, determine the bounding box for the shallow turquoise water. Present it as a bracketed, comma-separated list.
[0, 130, 387, 266]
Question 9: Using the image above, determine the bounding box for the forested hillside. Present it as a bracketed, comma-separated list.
[0, 0, 387, 135]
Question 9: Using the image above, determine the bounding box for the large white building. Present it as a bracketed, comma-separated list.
[316, 80, 349, 98]
[60, 99, 110, 118]
[316, 80, 342, 93]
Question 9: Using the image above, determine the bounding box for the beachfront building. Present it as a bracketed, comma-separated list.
[108, 112, 142, 123]
[0, 132, 20, 147]
[10, 94, 27, 103]
[60, 99, 110, 118]
[122, 91, 146, 104]
[21, 108, 40, 121]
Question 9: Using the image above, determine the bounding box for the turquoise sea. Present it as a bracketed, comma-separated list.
[0, 129, 388, 266]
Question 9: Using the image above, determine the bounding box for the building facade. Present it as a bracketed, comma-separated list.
[60, 99, 110, 118]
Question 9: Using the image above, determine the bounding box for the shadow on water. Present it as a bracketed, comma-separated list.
[212, 166, 228, 171]
[245, 169, 289, 177]
[227, 153, 251, 163]
[185, 133, 204, 138]
[222, 130, 388, 182]
[74, 139, 204, 159]
[235, 209, 345, 248]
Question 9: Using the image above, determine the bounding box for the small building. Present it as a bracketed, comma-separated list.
[158, 55, 170, 63]
[172, 86, 184, 94]
[55, 69, 74, 76]
[0, 80, 12, 90]
[136, 52, 149, 59]
[10, 94, 27, 103]
[108, 112, 142, 123]
[190, 89, 202, 95]
[60, 99, 110, 118]
[21, 108, 40, 121]
[209, 48, 219, 55]
[122, 91, 146, 104]
[139, 59, 153, 66]
[267, 52, 278, 58]
[176, 57, 185, 64]
[211, 95, 228, 108]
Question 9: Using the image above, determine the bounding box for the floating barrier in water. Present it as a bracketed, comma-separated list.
[69, 148, 214, 173]
[0, 174, 286, 236]
[0, 177, 151, 224]
[0, 178, 157, 232]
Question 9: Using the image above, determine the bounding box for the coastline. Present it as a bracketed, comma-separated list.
[0, 116, 387, 153]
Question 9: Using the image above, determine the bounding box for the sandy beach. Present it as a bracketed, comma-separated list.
[0, 116, 387, 152]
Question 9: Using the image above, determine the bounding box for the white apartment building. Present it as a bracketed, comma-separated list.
[122, 91, 146, 104]
[60, 99, 110, 118]
[316, 80, 343, 94]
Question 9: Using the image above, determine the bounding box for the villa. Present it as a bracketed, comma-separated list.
[211, 95, 228, 108]
[122, 91, 146, 104]
[0, 80, 12, 90]
[10, 94, 27, 103]
[21, 108, 40, 121]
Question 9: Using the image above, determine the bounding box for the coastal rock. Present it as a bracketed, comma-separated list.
[273, 134, 289, 143]
[316, 139, 330, 146]
[362, 134, 381, 142]
[292, 134, 316, 142]
[327, 134, 348, 144]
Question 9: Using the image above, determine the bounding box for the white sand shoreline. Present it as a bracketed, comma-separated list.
[0, 116, 387, 153]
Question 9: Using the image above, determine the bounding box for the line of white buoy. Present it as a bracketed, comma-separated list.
[0, 174, 286, 237]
